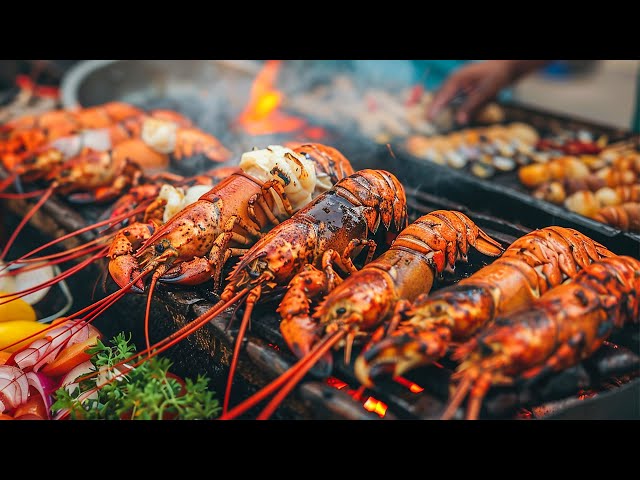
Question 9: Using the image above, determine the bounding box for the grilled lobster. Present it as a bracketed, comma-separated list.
[442, 255, 639, 420]
[219, 210, 504, 420]
[354, 227, 614, 386]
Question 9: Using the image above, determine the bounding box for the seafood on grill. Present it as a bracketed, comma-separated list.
[156, 169, 408, 414]
[518, 156, 592, 188]
[0, 126, 232, 260]
[563, 186, 640, 219]
[442, 255, 640, 420]
[521, 150, 640, 230]
[108, 144, 354, 293]
[592, 202, 640, 232]
[534, 180, 640, 206]
[0, 109, 193, 191]
[105, 143, 354, 365]
[406, 122, 539, 175]
[0, 102, 144, 149]
[0, 166, 250, 329]
[219, 210, 504, 420]
[37, 120, 232, 204]
[280, 210, 503, 369]
[354, 227, 614, 386]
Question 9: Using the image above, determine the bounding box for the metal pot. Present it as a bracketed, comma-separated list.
[60, 59, 262, 110]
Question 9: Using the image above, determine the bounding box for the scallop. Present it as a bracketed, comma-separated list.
[470, 161, 495, 178]
[445, 150, 468, 169]
[494, 139, 516, 157]
[493, 156, 516, 172]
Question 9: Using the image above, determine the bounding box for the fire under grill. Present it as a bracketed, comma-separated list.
[1, 60, 639, 419]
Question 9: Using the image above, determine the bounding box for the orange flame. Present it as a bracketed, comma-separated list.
[237, 60, 306, 135]
[363, 396, 388, 418]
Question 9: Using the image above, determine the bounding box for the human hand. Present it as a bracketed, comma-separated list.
[427, 60, 549, 125]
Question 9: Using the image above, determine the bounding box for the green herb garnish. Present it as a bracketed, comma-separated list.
[51, 332, 221, 420]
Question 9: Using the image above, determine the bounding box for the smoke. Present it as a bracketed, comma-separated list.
[119, 60, 422, 176]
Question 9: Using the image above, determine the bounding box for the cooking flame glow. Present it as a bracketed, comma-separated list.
[237, 60, 306, 135]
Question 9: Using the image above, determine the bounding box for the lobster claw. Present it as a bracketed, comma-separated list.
[280, 315, 333, 377]
[160, 257, 214, 286]
[354, 325, 451, 387]
[108, 254, 145, 293]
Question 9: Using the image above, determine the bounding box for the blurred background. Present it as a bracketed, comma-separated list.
[513, 60, 639, 130]
[1, 60, 638, 131]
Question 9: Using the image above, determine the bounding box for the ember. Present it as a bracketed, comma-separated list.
[394, 376, 425, 393]
[363, 396, 388, 418]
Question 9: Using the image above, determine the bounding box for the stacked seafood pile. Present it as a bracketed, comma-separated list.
[521, 145, 640, 233]
[1, 103, 638, 421]
[405, 122, 540, 178]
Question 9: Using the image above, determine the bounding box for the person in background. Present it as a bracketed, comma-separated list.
[424, 60, 640, 134]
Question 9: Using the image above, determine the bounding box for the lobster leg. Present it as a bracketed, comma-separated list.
[279, 241, 375, 373]
[246, 180, 296, 228]
[340, 238, 378, 273]
[279, 264, 339, 362]
[262, 180, 295, 217]
[160, 215, 259, 289]
[520, 331, 586, 381]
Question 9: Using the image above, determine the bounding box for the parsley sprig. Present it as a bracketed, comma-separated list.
[51, 332, 221, 420]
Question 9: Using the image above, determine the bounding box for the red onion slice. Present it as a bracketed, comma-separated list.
[0, 365, 29, 411]
[60, 360, 94, 389]
[26, 372, 55, 415]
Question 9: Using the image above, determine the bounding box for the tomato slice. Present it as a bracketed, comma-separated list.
[13, 392, 48, 420]
[41, 335, 100, 377]
[0, 413, 14, 420]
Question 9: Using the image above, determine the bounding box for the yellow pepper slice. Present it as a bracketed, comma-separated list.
[0, 320, 49, 352]
[0, 291, 37, 323]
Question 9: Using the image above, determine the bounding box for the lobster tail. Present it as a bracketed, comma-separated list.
[593, 202, 640, 232]
[334, 169, 408, 234]
[293, 143, 355, 188]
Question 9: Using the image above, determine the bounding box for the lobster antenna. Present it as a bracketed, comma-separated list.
[144, 271, 164, 355]
[440, 373, 474, 420]
[0, 236, 106, 271]
[0, 184, 55, 261]
[0, 243, 105, 281]
[465, 371, 492, 420]
[220, 331, 342, 420]
[0, 189, 47, 199]
[1, 266, 142, 360]
[0, 247, 108, 306]
[2, 255, 156, 366]
[1, 201, 149, 269]
[223, 288, 259, 414]
[256, 329, 346, 420]
[0, 171, 19, 193]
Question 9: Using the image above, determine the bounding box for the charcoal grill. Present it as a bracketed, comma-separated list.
[1, 60, 638, 419]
